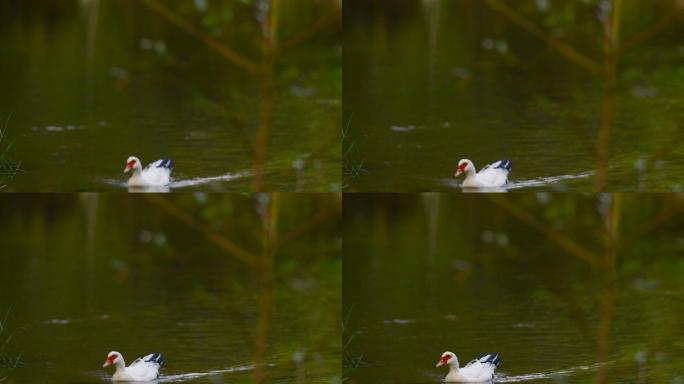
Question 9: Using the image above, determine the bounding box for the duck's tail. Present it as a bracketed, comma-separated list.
[492, 160, 512, 172]
[479, 353, 501, 367]
[154, 158, 174, 171]
[144, 352, 165, 366]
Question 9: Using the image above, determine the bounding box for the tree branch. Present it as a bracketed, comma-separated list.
[145, 195, 257, 267]
[142, 0, 258, 75]
[488, 195, 598, 265]
[484, 0, 602, 76]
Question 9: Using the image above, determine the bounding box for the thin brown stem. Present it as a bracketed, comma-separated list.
[484, 0, 602, 75]
[620, 199, 680, 246]
[145, 195, 257, 267]
[141, 0, 258, 75]
[595, 82, 616, 191]
[254, 194, 279, 383]
[621, 12, 681, 53]
[488, 196, 598, 265]
[595, 0, 623, 191]
[276, 201, 340, 248]
[252, 60, 274, 192]
[596, 193, 621, 384]
[274, 10, 340, 57]
[252, 1, 277, 192]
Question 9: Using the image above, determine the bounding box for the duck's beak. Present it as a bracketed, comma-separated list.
[123, 166, 130, 173]
[454, 169, 462, 178]
[436, 360, 445, 367]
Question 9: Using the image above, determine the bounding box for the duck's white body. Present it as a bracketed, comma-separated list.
[124, 156, 173, 187]
[103, 351, 164, 382]
[455, 159, 512, 188]
[436, 352, 501, 383]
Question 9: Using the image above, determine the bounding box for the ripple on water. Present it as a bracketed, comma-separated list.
[95, 365, 255, 383]
[495, 362, 608, 382]
[443, 171, 593, 192]
[100, 171, 250, 192]
[159, 364, 255, 382]
[169, 171, 250, 188]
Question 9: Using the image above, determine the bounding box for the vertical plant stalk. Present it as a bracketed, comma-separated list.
[83, 0, 99, 110]
[81, 193, 99, 308]
[143, 0, 335, 191]
[0, 308, 23, 382]
[595, 0, 623, 191]
[253, 0, 279, 192]
[596, 193, 622, 383]
[0, 112, 23, 189]
[254, 193, 279, 383]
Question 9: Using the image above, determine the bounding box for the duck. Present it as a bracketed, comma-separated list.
[454, 159, 511, 188]
[102, 351, 164, 382]
[436, 351, 501, 382]
[124, 156, 174, 187]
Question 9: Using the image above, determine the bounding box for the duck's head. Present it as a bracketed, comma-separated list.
[124, 156, 141, 173]
[103, 351, 123, 368]
[436, 351, 457, 367]
[454, 159, 475, 178]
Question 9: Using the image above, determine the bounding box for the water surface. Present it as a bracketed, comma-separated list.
[0, 0, 341, 192]
[343, 0, 684, 191]
[343, 194, 684, 383]
[0, 194, 341, 383]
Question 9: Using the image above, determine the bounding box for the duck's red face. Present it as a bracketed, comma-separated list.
[124, 159, 137, 173]
[454, 161, 469, 177]
[102, 353, 119, 368]
[436, 352, 455, 367]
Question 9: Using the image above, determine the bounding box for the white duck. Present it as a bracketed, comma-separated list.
[102, 351, 164, 382]
[124, 156, 174, 187]
[436, 351, 501, 382]
[454, 159, 512, 188]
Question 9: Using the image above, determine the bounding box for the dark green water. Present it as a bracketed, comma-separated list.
[0, 0, 340, 192]
[0, 194, 341, 383]
[343, 194, 684, 383]
[343, 0, 684, 192]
